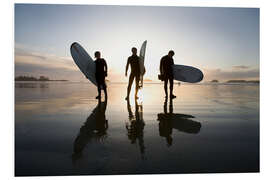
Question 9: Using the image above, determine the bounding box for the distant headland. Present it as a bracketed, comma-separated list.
[15, 76, 68, 81]
[211, 80, 219, 83]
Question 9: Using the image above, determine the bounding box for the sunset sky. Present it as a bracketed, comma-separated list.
[15, 4, 259, 82]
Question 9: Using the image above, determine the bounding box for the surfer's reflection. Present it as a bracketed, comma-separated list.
[72, 99, 108, 164]
[126, 99, 146, 159]
[157, 97, 201, 147]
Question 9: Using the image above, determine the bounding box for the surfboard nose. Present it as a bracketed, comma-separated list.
[70, 42, 79, 50]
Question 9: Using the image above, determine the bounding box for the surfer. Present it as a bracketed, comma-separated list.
[94, 51, 108, 100]
[159, 50, 176, 99]
[125, 47, 141, 100]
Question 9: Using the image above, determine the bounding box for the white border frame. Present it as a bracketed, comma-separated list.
[2, 0, 269, 179]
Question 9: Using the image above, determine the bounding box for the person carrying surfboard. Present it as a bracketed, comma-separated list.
[94, 51, 108, 100]
[159, 50, 176, 99]
[125, 47, 141, 100]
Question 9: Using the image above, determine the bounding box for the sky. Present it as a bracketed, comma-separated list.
[14, 4, 260, 82]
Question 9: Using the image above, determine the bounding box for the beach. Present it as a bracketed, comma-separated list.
[15, 82, 259, 176]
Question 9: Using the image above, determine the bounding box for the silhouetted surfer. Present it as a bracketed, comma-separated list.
[125, 47, 141, 100]
[159, 50, 176, 99]
[94, 51, 108, 100]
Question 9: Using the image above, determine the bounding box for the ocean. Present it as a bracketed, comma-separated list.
[15, 82, 259, 176]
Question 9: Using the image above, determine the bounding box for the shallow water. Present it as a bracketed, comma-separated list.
[15, 82, 259, 176]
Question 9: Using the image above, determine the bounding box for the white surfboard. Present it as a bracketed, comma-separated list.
[173, 64, 204, 83]
[139, 40, 147, 88]
[70, 42, 102, 88]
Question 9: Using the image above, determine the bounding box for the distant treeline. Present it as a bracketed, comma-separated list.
[15, 76, 68, 81]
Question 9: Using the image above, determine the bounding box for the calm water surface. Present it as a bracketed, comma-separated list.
[15, 82, 259, 176]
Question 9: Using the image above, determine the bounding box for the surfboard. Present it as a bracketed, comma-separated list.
[139, 40, 147, 88]
[70, 42, 102, 88]
[173, 64, 204, 83]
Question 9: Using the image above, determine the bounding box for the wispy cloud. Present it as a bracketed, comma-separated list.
[232, 65, 250, 69]
[203, 67, 259, 82]
[15, 44, 260, 82]
[14, 44, 125, 82]
[15, 44, 82, 80]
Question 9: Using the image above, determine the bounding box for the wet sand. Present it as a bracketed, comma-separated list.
[15, 82, 259, 176]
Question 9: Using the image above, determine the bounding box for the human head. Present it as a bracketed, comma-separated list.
[168, 50, 175, 58]
[131, 47, 137, 55]
[94, 51, 101, 59]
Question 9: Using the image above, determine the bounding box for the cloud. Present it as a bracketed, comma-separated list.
[203, 67, 259, 81]
[15, 54, 77, 71]
[15, 49, 76, 69]
[15, 61, 84, 81]
[15, 44, 259, 82]
[14, 45, 84, 81]
[232, 65, 250, 69]
[14, 45, 126, 82]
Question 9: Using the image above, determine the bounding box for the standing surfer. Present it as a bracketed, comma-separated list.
[94, 51, 108, 100]
[159, 50, 176, 99]
[125, 47, 141, 100]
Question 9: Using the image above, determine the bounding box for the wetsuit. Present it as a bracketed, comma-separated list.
[126, 55, 140, 98]
[160, 55, 174, 97]
[95, 58, 108, 97]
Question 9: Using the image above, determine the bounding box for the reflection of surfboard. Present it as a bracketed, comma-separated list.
[139, 40, 147, 88]
[171, 115, 201, 134]
[70, 42, 102, 88]
[157, 113, 201, 134]
[173, 64, 203, 83]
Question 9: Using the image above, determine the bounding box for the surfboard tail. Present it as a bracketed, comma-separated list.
[139, 40, 147, 89]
